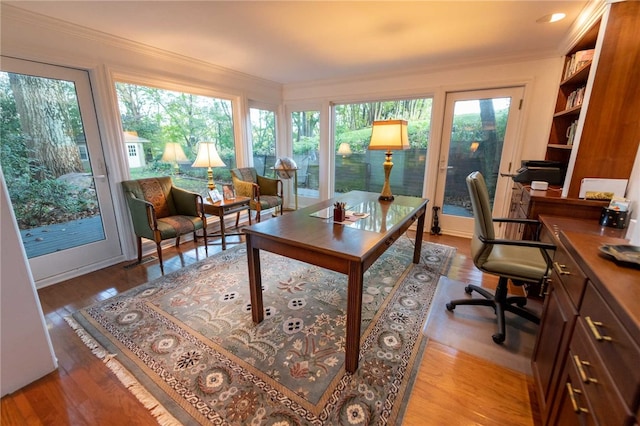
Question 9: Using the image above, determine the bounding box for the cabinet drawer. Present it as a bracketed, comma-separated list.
[552, 348, 598, 426]
[571, 320, 634, 425]
[552, 244, 587, 308]
[581, 282, 640, 409]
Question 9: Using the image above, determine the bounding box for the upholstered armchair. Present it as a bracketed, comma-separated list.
[230, 167, 283, 222]
[121, 177, 207, 274]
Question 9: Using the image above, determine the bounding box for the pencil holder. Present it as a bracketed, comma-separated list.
[333, 208, 345, 222]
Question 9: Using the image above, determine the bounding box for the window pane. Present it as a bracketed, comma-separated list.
[444, 98, 510, 216]
[0, 71, 105, 258]
[291, 110, 320, 199]
[115, 82, 235, 194]
[250, 107, 276, 176]
[334, 99, 431, 197]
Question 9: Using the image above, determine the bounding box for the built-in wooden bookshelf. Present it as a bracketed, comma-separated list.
[545, 1, 640, 198]
[545, 22, 599, 164]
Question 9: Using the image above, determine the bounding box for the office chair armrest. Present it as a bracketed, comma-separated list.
[479, 235, 556, 251]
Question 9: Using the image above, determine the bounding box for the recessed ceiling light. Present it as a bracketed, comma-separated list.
[537, 13, 566, 23]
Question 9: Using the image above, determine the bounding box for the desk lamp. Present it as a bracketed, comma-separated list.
[192, 142, 226, 190]
[161, 142, 188, 175]
[337, 143, 352, 158]
[367, 120, 409, 201]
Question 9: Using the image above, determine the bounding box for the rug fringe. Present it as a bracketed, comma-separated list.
[65, 316, 183, 426]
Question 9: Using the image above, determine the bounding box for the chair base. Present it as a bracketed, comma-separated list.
[445, 277, 540, 344]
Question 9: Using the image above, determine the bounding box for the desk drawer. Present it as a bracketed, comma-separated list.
[552, 245, 587, 309]
[571, 320, 634, 425]
[581, 282, 640, 409]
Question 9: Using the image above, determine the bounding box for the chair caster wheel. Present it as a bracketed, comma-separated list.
[446, 303, 455, 311]
[492, 333, 505, 344]
[464, 285, 473, 295]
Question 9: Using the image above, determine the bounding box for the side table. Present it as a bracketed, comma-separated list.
[203, 196, 251, 250]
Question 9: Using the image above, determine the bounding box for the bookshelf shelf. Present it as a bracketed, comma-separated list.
[547, 144, 573, 150]
[560, 62, 591, 87]
[553, 105, 581, 118]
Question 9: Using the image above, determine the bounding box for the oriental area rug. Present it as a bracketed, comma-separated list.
[67, 237, 455, 425]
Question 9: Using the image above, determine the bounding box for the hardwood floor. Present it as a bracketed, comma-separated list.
[1, 222, 542, 425]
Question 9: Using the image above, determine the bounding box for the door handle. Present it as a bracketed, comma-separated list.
[439, 156, 447, 171]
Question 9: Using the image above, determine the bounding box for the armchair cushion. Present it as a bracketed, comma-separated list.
[232, 179, 256, 199]
[256, 175, 279, 195]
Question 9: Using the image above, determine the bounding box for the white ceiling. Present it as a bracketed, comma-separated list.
[6, 1, 593, 84]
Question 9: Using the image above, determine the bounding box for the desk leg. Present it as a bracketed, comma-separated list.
[345, 261, 364, 373]
[413, 209, 426, 264]
[219, 211, 227, 250]
[246, 235, 264, 323]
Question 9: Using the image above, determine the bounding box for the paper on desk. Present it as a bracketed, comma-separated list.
[335, 211, 370, 224]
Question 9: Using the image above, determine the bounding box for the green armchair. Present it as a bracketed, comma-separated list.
[230, 167, 283, 222]
[121, 176, 207, 273]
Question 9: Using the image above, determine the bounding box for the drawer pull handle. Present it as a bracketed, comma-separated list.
[585, 316, 612, 342]
[553, 262, 571, 275]
[573, 355, 598, 384]
[566, 383, 588, 414]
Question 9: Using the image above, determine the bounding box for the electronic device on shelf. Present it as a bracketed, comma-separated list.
[511, 160, 567, 185]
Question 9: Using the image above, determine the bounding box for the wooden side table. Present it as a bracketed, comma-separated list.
[203, 196, 251, 250]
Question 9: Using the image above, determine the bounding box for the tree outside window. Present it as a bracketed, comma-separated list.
[115, 82, 236, 194]
[333, 99, 432, 197]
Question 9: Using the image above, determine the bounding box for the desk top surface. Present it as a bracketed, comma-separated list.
[243, 191, 428, 260]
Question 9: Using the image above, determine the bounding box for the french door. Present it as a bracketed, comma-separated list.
[433, 87, 524, 237]
[1, 57, 121, 286]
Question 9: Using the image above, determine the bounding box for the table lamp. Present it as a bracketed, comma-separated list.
[367, 120, 409, 201]
[192, 142, 226, 190]
[337, 142, 352, 158]
[161, 142, 187, 174]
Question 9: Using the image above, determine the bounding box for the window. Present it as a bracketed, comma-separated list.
[291, 110, 320, 199]
[249, 107, 276, 176]
[115, 82, 236, 194]
[78, 145, 89, 161]
[333, 99, 432, 197]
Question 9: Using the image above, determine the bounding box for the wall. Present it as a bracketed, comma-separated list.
[1, 174, 57, 397]
[283, 56, 563, 209]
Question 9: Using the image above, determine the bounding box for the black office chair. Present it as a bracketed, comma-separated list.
[446, 171, 555, 344]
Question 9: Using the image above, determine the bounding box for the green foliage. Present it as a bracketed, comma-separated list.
[7, 176, 98, 228]
[116, 83, 235, 162]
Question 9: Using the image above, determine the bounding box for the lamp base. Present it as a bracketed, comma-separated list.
[378, 150, 395, 202]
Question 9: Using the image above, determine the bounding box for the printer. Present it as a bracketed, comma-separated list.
[512, 160, 567, 185]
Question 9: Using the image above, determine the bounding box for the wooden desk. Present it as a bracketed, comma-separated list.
[532, 215, 639, 425]
[507, 183, 610, 240]
[203, 196, 251, 250]
[243, 191, 428, 373]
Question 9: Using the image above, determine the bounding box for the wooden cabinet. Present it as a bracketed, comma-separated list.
[532, 217, 640, 426]
[545, 1, 640, 198]
[505, 183, 608, 240]
[531, 260, 577, 422]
